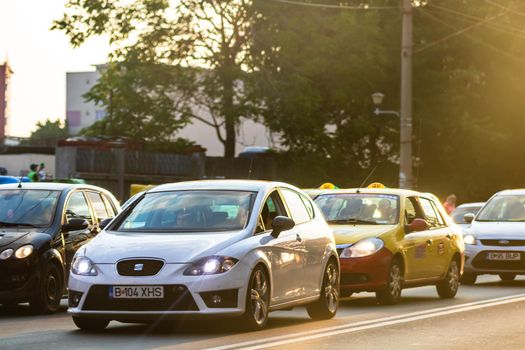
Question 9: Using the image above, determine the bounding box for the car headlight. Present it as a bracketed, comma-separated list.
[183, 256, 239, 276]
[463, 234, 476, 245]
[0, 248, 13, 260]
[341, 238, 384, 258]
[71, 256, 97, 276]
[15, 245, 33, 259]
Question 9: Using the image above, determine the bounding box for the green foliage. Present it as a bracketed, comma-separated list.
[23, 119, 69, 147]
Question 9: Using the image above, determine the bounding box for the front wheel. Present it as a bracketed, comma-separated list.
[307, 259, 339, 320]
[436, 260, 460, 298]
[30, 263, 63, 314]
[72, 317, 109, 331]
[239, 266, 270, 331]
[499, 273, 516, 281]
[376, 259, 403, 305]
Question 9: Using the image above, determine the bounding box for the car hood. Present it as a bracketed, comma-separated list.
[329, 224, 398, 245]
[470, 221, 525, 239]
[0, 229, 35, 248]
[82, 230, 246, 264]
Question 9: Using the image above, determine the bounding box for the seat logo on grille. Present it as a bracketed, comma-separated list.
[134, 263, 144, 271]
[499, 240, 510, 245]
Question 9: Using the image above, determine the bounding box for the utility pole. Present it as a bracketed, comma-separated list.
[399, 0, 413, 189]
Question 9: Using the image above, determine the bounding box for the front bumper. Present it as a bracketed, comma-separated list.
[68, 261, 250, 321]
[338, 247, 393, 293]
[0, 257, 40, 302]
[464, 243, 525, 274]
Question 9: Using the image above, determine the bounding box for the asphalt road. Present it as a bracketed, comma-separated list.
[1, 275, 525, 350]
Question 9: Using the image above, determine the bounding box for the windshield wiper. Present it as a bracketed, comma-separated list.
[0, 221, 43, 228]
[327, 219, 379, 225]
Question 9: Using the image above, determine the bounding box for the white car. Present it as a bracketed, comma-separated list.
[68, 180, 339, 330]
[451, 202, 485, 230]
[462, 190, 525, 284]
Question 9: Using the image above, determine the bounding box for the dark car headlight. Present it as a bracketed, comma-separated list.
[183, 256, 239, 276]
[0, 248, 14, 260]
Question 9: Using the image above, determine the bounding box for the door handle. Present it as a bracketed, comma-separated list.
[296, 234, 303, 242]
[426, 239, 433, 246]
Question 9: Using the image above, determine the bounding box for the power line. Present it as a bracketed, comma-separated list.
[417, 9, 525, 62]
[414, 3, 525, 54]
[267, 0, 399, 10]
[484, 0, 525, 18]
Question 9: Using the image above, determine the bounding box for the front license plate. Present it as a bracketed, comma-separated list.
[110, 286, 164, 299]
[487, 252, 521, 261]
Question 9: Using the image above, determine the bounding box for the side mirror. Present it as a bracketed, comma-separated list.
[271, 216, 295, 238]
[463, 213, 475, 224]
[406, 218, 429, 233]
[62, 218, 89, 232]
[99, 218, 112, 230]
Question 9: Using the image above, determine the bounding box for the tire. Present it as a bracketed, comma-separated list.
[437, 260, 460, 299]
[499, 273, 516, 281]
[307, 259, 339, 320]
[239, 265, 270, 331]
[376, 258, 403, 305]
[340, 289, 353, 298]
[30, 263, 63, 314]
[72, 316, 109, 331]
[460, 272, 477, 285]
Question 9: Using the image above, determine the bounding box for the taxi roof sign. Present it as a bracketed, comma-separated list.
[367, 182, 386, 189]
[319, 182, 339, 190]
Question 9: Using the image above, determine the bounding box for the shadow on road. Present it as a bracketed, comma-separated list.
[0, 302, 68, 319]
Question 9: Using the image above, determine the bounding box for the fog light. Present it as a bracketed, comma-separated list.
[211, 295, 222, 304]
[68, 291, 83, 307]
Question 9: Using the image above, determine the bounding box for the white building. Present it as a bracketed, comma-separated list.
[65, 66, 277, 156]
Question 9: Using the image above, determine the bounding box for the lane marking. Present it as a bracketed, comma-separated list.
[207, 293, 525, 350]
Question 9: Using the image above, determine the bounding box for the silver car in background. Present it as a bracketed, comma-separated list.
[451, 202, 485, 230]
[462, 190, 525, 284]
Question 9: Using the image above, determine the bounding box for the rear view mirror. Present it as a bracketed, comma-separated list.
[99, 218, 112, 230]
[62, 218, 89, 232]
[463, 213, 475, 224]
[406, 218, 429, 233]
[271, 216, 295, 238]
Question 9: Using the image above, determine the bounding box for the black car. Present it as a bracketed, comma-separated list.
[0, 182, 120, 313]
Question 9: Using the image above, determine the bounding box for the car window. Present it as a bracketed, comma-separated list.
[419, 197, 443, 228]
[259, 191, 287, 232]
[85, 192, 112, 223]
[300, 194, 315, 219]
[405, 197, 417, 225]
[281, 188, 311, 224]
[0, 190, 60, 226]
[101, 194, 117, 216]
[65, 192, 93, 224]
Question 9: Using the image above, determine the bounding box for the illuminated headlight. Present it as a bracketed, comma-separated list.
[0, 248, 14, 260]
[463, 234, 476, 245]
[341, 238, 384, 258]
[15, 245, 33, 259]
[183, 256, 239, 276]
[71, 256, 97, 276]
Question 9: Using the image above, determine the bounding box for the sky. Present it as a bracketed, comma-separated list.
[0, 0, 110, 137]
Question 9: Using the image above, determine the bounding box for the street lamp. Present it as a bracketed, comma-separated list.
[370, 92, 412, 189]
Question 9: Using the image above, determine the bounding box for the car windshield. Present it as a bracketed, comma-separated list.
[477, 195, 525, 222]
[0, 189, 61, 227]
[116, 190, 256, 232]
[314, 193, 400, 225]
[451, 206, 482, 224]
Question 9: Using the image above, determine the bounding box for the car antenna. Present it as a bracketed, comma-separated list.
[17, 175, 24, 189]
[356, 165, 378, 194]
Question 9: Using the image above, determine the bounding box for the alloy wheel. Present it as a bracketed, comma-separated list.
[324, 262, 339, 314]
[250, 269, 268, 325]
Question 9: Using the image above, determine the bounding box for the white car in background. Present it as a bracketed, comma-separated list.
[462, 190, 525, 284]
[451, 202, 485, 229]
[68, 180, 339, 331]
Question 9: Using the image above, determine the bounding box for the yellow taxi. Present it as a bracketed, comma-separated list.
[310, 184, 465, 304]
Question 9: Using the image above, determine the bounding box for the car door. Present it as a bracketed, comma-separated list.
[63, 191, 95, 272]
[257, 190, 306, 305]
[280, 188, 321, 298]
[400, 196, 436, 280]
[419, 196, 453, 277]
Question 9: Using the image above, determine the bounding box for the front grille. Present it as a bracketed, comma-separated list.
[481, 240, 525, 247]
[472, 251, 525, 270]
[117, 259, 164, 276]
[82, 285, 199, 311]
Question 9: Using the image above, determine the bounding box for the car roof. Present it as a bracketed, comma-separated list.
[456, 202, 485, 208]
[308, 187, 423, 198]
[495, 189, 525, 196]
[0, 182, 110, 192]
[149, 180, 293, 193]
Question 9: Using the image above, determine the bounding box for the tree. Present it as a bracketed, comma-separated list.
[23, 119, 69, 147]
[54, 0, 260, 157]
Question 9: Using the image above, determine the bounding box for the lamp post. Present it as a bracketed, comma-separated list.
[371, 92, 412, 189]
